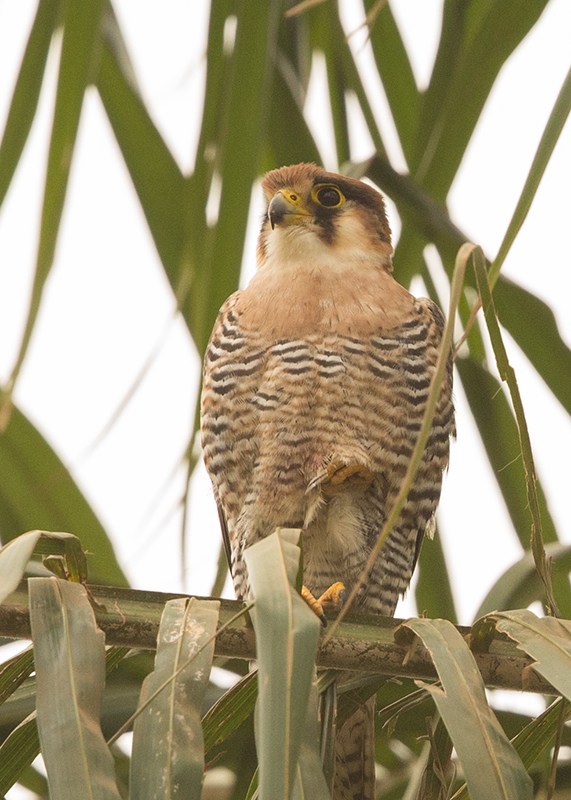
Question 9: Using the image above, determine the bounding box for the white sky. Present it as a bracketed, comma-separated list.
[0, 0, 570, 631]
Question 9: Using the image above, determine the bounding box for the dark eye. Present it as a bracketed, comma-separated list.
[317, 187, 342, 207]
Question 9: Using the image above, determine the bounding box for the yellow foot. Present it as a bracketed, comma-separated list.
[319, 461, 374, 496]
[301, 582, 346, 627]
[318, 581, 347, 608]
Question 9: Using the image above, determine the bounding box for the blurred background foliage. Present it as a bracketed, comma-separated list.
[1, 0, 571, 796]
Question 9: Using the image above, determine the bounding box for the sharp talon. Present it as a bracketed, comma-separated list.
[320, 614, 328, 628]
[318, 581, 346, 609]
[306, 470, 327, 494]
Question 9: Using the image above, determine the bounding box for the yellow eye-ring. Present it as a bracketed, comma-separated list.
[312, 184, 345, 208]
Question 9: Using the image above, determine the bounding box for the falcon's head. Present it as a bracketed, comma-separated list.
[258, 163, 393, 272]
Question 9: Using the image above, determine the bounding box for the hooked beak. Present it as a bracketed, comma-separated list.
[267, 192, 310, 230]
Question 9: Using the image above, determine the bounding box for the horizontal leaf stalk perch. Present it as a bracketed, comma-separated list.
[0, 582, 555, 696]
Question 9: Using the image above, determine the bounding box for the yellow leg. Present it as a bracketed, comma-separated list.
[301, 582, 346, 627]
[301, 585, 326, 625]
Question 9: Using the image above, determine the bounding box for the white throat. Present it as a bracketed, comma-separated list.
[263, 221, 391, 277]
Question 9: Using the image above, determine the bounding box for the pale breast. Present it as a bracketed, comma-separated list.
[238, 259, 416, 340]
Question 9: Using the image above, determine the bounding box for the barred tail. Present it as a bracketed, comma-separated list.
[333, 696, 375, 800]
